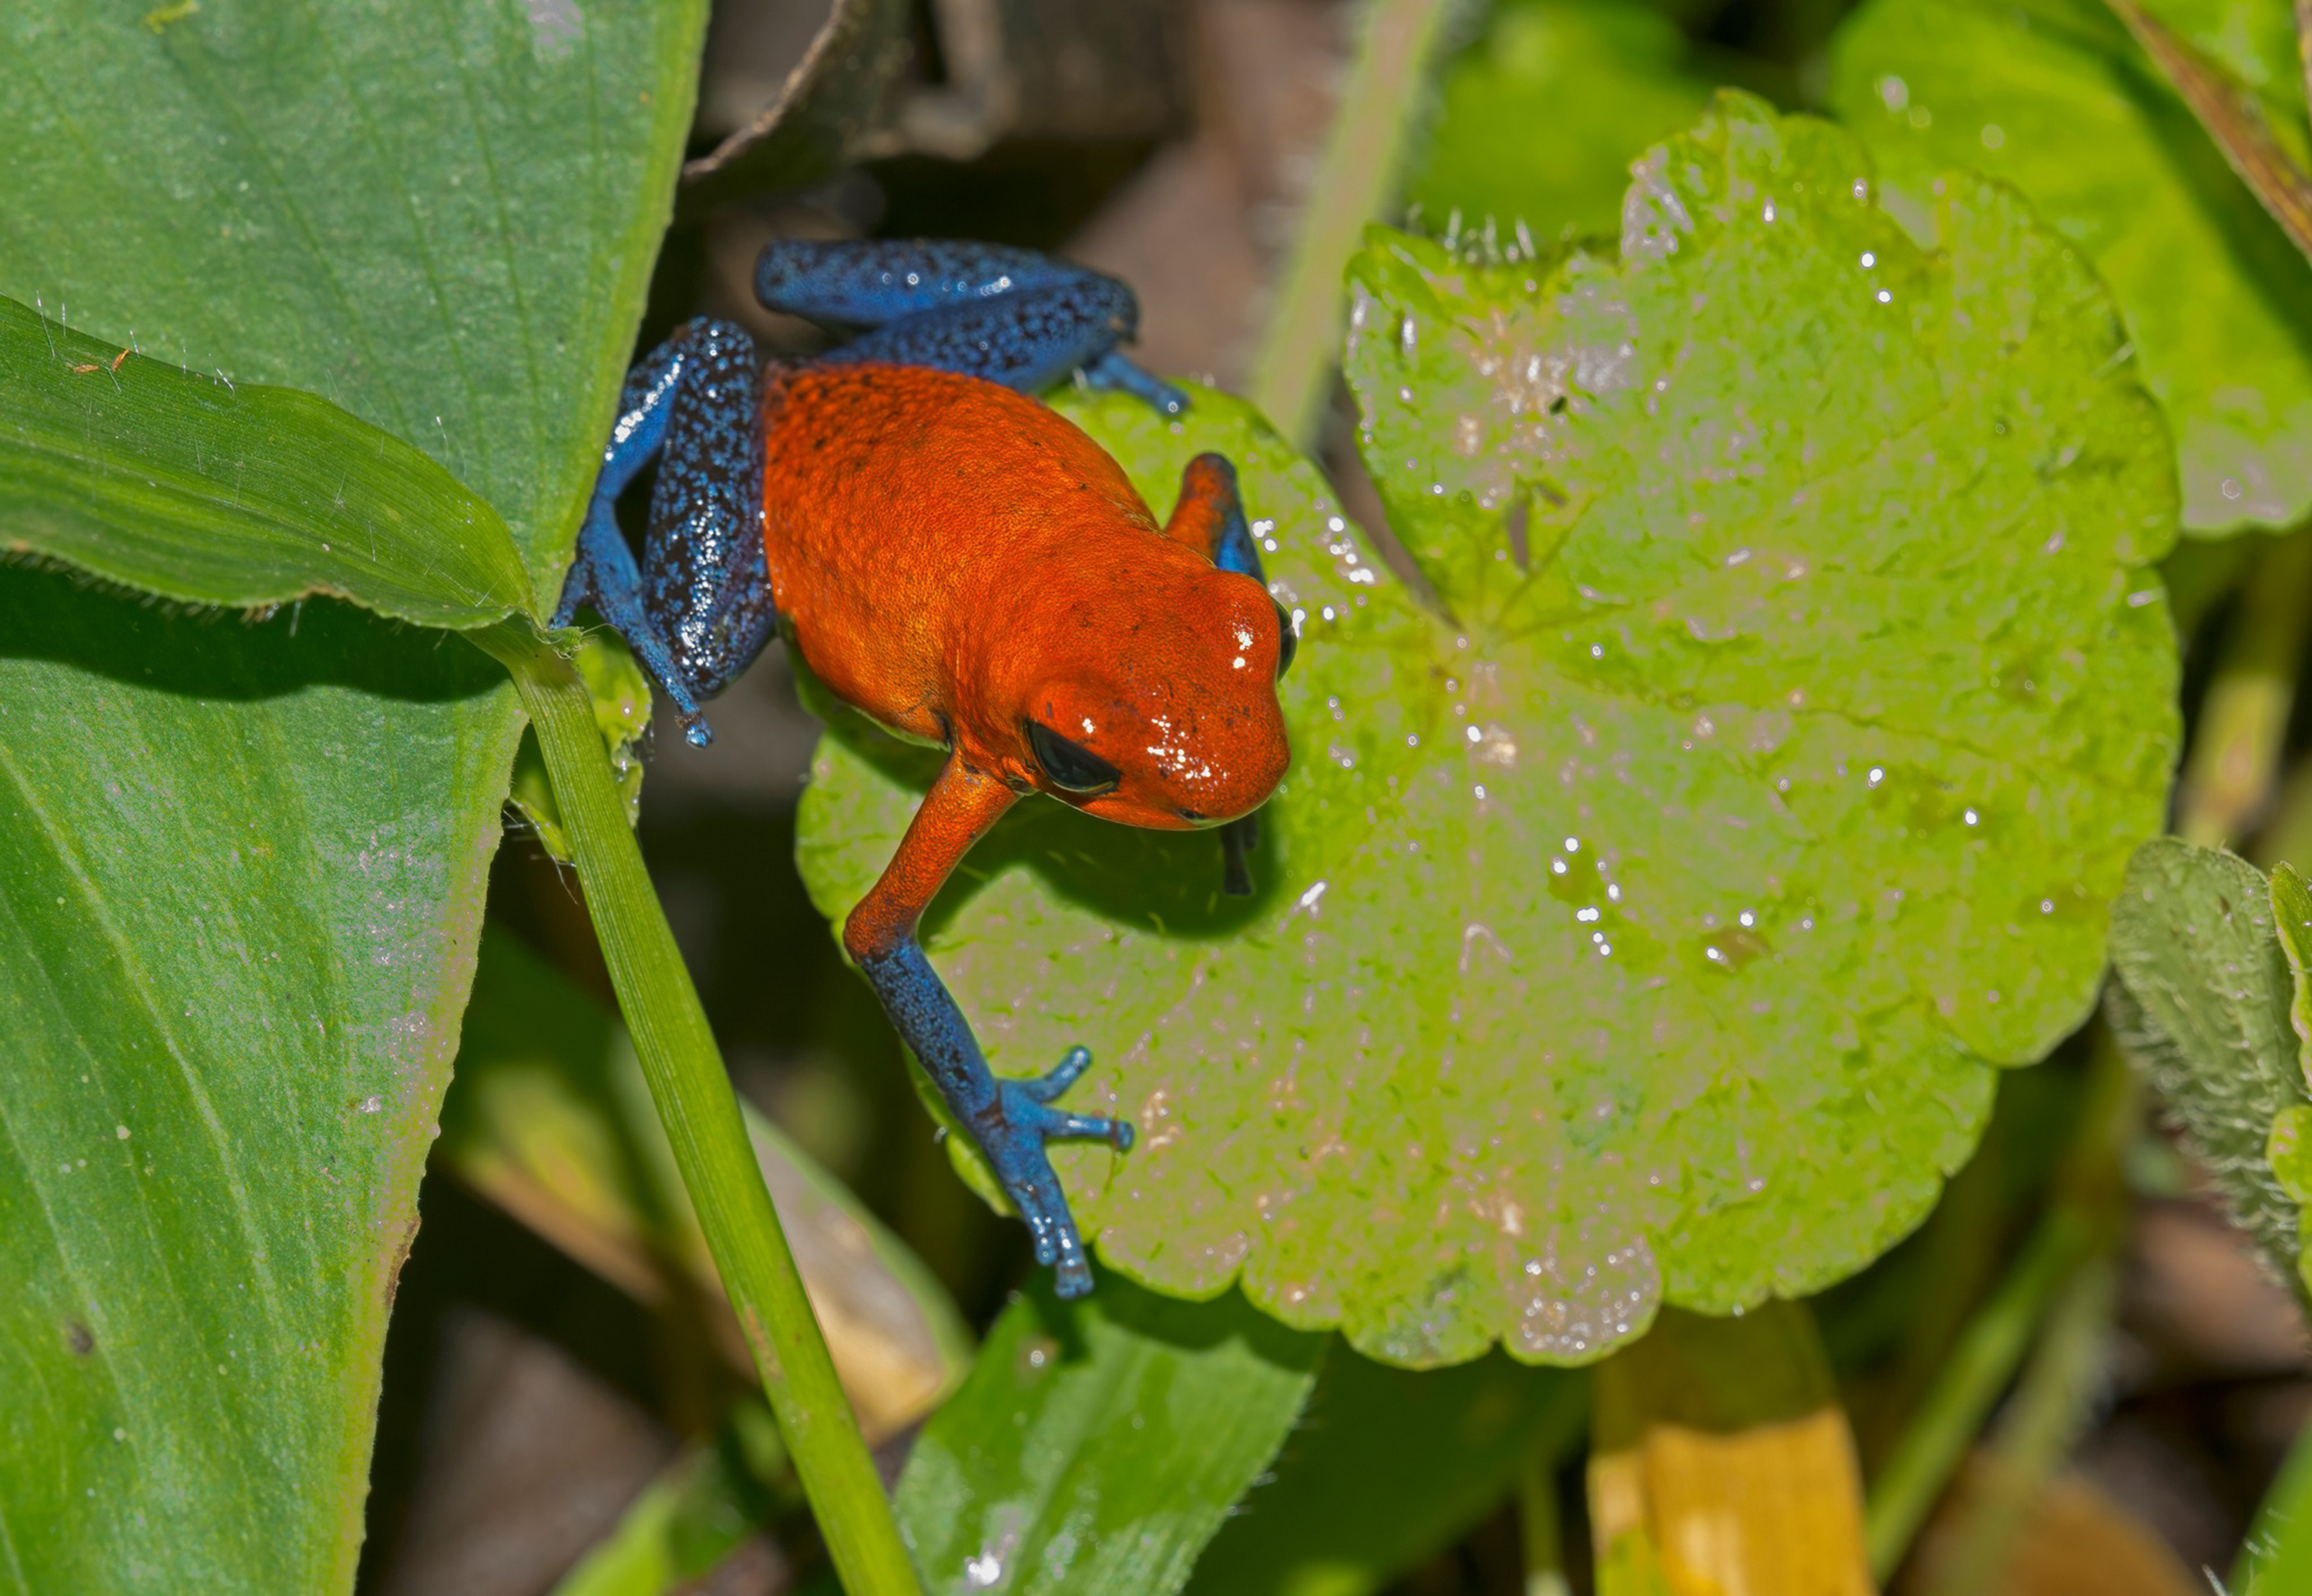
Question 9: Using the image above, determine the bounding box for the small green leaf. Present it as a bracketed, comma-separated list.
[1187, 1350, 1583, 1596]
[0, 296, 529, 627]
[507, 630, 653, 861]
[2240, 1399, 2312, 1593]
[1407, 0, 1716, 242]
[2106, 838, 2308, 1275]
[894, 1282, 1322, 1596]
[1828, 0, 2312, 533]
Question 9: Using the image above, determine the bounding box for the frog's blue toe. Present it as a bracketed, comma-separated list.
[980, 1047, 1134, 1298]
[1085, 348, 1188, 415]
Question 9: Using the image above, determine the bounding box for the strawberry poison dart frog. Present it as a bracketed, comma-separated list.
[554, 241, 1297, 1297]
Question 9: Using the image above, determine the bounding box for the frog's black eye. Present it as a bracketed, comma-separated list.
[1272, 600, 1298, 678]
[1027, 719, 1121, 795]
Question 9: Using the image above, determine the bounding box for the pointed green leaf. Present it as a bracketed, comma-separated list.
[0, 573, 523, 1591]
[799, 96, 2176, 1366]
[894, 1282, 1321, 1596]
[1829, 0, 2312, 534]
[0, 297, 528, 627]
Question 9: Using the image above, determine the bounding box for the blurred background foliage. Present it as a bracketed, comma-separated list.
[344, 0, 2312, 1591]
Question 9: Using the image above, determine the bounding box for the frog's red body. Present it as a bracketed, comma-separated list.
[761, 362, 1289, 835]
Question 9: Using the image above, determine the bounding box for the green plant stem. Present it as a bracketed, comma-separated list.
[1517, 1440, 1571, 1596]
[1923, 1255, 2119, 1596]
[2176, 527, 2312, 848]
[474, 620, 920, 1596]
[1245, 0, 1460, 448]
[1860, 1209, 2091, 1580]
[1861, 1035, 2134, 1581]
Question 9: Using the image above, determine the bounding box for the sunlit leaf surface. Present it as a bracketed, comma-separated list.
[799, 96, 2176, 1366]
[1830, 0, 2312, 533]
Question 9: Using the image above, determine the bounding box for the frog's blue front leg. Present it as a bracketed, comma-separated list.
[1165, 453, 1292, 896]
[754, 238, 1186, 415]
[842, 755, 1132, 1299]
[553, 318, 778, 747]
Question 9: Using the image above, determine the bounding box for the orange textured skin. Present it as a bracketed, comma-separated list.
[761, 361, 1291, 840]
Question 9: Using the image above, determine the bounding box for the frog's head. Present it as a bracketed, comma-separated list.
[1014, 565, 1294, 832]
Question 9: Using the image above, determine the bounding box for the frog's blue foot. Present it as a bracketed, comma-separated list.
[983, 1046, 1135, 1299]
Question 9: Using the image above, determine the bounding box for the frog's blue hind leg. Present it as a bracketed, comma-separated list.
[553, 318, 776, 748]
[755, 239, 1187, 415]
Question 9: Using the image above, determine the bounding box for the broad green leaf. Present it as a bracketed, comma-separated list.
[1828, 0, 2312, 533]
[1406, 0, 1716, 243]
[0, 570, 523, 1591]
[0, 297, 528, 627]
[801, 96, 2176, 1366]
[0, 2, 707, 1588]
[2106, 839, 2308, 1275]
[893, 1282, 1322, 1596]
[441, 927, 970, 1439]
[0, 0, 702, 604]
[1188, 1350, 1582, 1596]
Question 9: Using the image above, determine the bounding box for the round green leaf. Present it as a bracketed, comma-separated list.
[798, 96, 2177, 1366]
[1407, 0, 1716, 244]
[1829, 0, 2312, 534]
